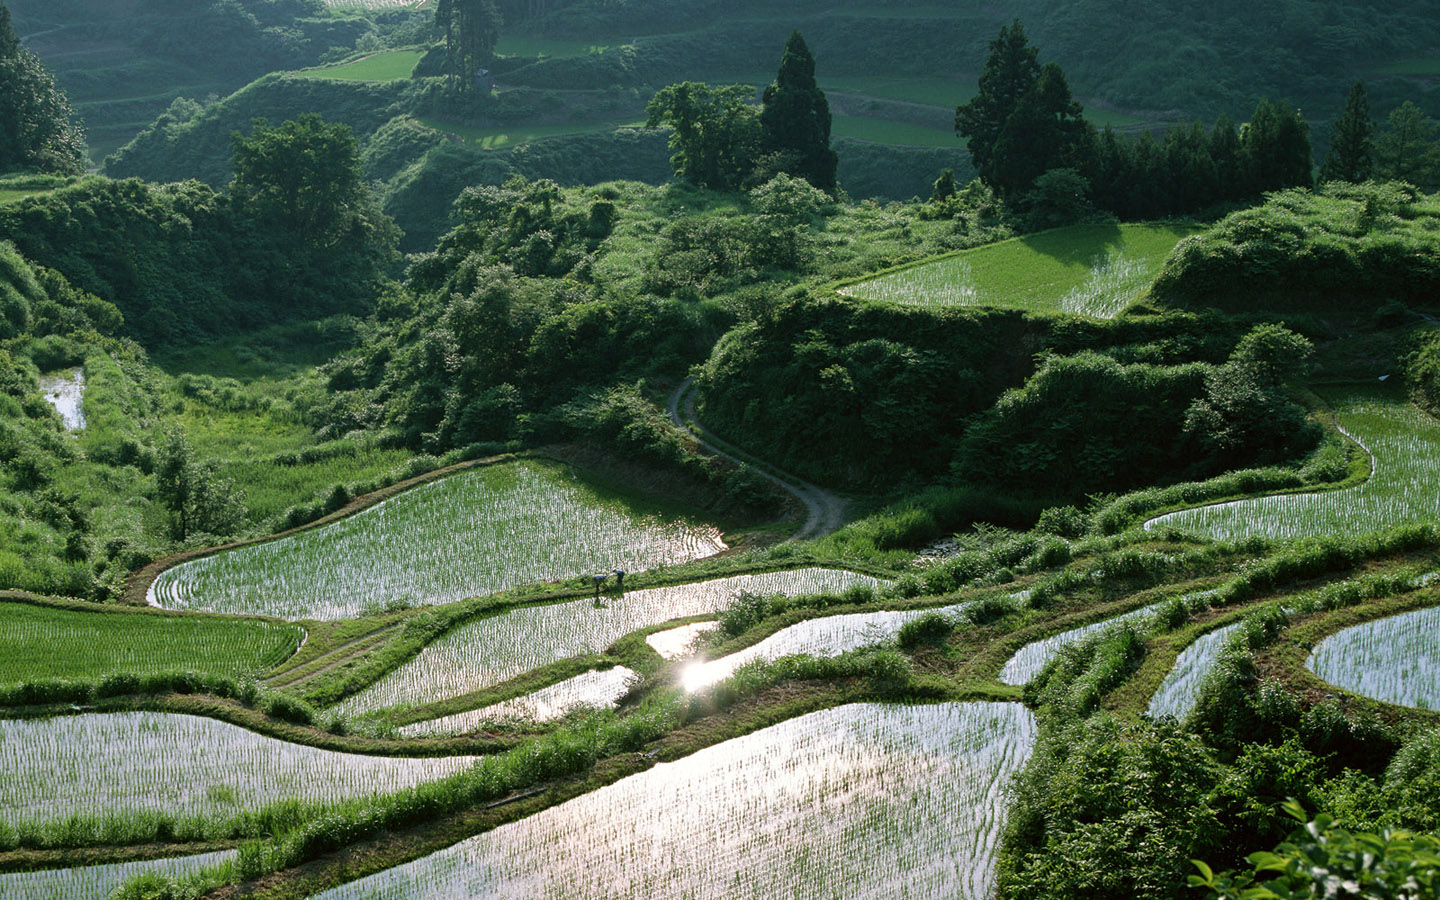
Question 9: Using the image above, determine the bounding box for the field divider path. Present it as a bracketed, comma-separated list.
[667, 378, 848, 541]
[264, 623, 403, 690]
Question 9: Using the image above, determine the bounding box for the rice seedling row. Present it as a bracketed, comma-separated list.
[0, 850, 237, 900]
[307, 702, 1037, 900]
[1147, 622, 1244, 721]
[149, 460, 727, 621]
[1308, 605, 1440, 710]
[337, 569, 885, 715]
[999, 601, 1168, 687]
[646, 621, 721, 660]
[37, 368, 84, 430]
[1147, 388, 1440, 540]
[683, 600, 974, 692]
[837, 224, 1199, 318]
[0, 713, 476, 826]
[399, 667, 641, 737]
[0, 602, 302, 684]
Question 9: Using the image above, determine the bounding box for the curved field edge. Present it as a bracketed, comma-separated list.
[1124, 387, 1373, 531]
[123, 452, 528, 607]
[1255, 588, 1440, 728]
[1144, 387, 1440, 540]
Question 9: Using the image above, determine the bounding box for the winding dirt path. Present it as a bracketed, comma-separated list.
[667, 378, 849, 541]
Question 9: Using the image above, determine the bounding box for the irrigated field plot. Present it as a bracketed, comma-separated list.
[309, 702, 1037, 900]
[999, 602, 1165, 687]
[646, 621, 720, 659]
[838, 223, 1201, 318]
[337, 569, 885, 715]
[0, 712, 475, 826]
[399, 667, 640, 737]
[1148, 389, 1440, 540]
[1308, 605, 1440, 710]
[0, 850, 237, 900]
[38, 368, 84, 430]
[0, 602, 301, 684]
[1147, 622, 1243, 721]
[296, 50, 423, 82]
[149, 460, 726, 620]
[683, 600, 971, 691]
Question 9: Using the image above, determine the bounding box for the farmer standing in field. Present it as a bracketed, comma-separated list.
[613, 568, 625, 590]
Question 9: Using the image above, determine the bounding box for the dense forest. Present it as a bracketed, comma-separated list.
[4, 1, 1440, 898]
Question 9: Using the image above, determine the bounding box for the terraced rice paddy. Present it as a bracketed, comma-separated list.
[337, 569, 884, 715]
[0, 850, 237, 900]
[0, 602, 302, 684]
[149, 460, 727, 620]
[1147, 622, 1243, 720]
[646, 621, 720, 659]
[837, 224, 1200, 317]
[1308, 605, 1440, 710]
[999, 601, 1165, 687]
[0, 713, 476, 825]
[37, 368, 84, 430]
[399, 667, 640, 737]
[296, 50, 423, 82]
[683, 601, 971, 692]
[1148, 389, 1440, 540]
[308, 702, 1037, 900]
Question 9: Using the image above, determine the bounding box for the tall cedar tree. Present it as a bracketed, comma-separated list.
[0, 2, 85, 174]
[759, 31, 838, 191]
[1319, 82, 1374, 183]
[955, 21, 1085, 198]
[1243, 98, 1313, 193]
[1375, 101, 1440, 190]
[436, 0, 501, 91]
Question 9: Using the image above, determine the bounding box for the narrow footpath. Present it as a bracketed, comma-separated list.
[667, 378, 849, 541]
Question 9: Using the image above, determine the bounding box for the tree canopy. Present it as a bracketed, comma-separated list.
[1320, 82, 1374, 184]
[0, 1, 85, 174]
[645, 82, 760, 191]
[435, 0, 502, 92]
[758, 31, 837, 192]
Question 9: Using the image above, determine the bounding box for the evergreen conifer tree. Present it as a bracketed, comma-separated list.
[955, 19, 1040, 192]
[1319, 82, 1374, 184]
[759, 31, 837, 191]
[0, 2, 85, 174]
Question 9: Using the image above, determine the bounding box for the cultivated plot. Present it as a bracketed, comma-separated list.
[646, 621, 720, 659]
[837, 224, 1200, 317]
[1147, 622, 1243, 721]
[295, 50, 423, 82]
[149, 460, 726, 620]
[0, 850, 237, 900]
[1308, 605, 1440, 710]
[399, 667, 640, 737]
[308, 702, 1037, 900]
[683, 601, 972, 691]
[999, 601, 1165, 687]
[0, 602, 302, 684]
[1148, 389, 1440, 540]
[337, 569, 885, 715]
[0, 713, 476, 826]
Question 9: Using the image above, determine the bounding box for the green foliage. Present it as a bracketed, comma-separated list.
[1151, 181, 1440, 314]
[435, 0, 501, 91]
[1319, 82, 1374, 185]
[1192, 802, 1440, 900]
[0, 3, 85, 174]
[1375, 102, 1440, 191]
[154, 428, 246, 542]
[896, 610, 954, 649]
[645, 82, 760, 191]
[757, 31, 837, 192]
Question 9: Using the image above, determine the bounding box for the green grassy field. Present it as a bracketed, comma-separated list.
[1149, 387, 1440, 540]
[149, 459, 727, 621]
[418, 117, 643, 150]
[831, 114, 957, 148]
[309, 703, 1036, 900]
[0, 601, 301, 684]
[496, 36, 613, 59]
[296, 50, 423, 82]
[838, 223, 1202, 318]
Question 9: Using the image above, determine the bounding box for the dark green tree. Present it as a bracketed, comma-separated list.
[230, 114, 382, 249]
[155, 429, 246, 542]
[987, 62, 1088, 197]
[1242, 98, 1313, 193]
[435, 0, 502, 92]
[955, 19, 1040, 193]
[758, 31, 838, 192]
[931, 168, 957, 202]
[645, 82, 760, 190]
[1319, 82, 1374, 184]
[1375, 101, 1440, 190]
[0, 2, 85, 174]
